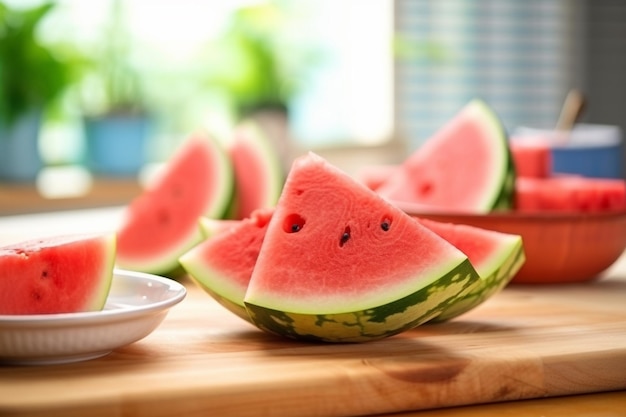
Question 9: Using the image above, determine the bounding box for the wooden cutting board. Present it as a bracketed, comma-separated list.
[2, 259, 626, 417]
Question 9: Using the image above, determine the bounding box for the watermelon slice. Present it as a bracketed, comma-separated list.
[243, 153, 480, 342]
[180, 208, 273, 322]
[416, 218, 525, 322]
[228, 121, 284, 219]
[184, 207, 525, 326]
[0, 233, 116, 315]
[116, 132, 233, 276]
[377, 99, 514, 213]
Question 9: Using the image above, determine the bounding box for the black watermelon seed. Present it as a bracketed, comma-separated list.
[283, 213, 306, 233]
[340, 226, 351, 247]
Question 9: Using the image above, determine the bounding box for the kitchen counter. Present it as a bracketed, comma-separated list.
[0, 176, 142, 216]
[0, 207, 625, 416]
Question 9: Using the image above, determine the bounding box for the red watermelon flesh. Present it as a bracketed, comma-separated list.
[509, 140, 552, 178]
[376, 100, 513, 213]
[416, 218, 525, 321]
[244, 152, 476, 316]
[229, 122, 284, 219]
[0, 233, 116, 315]
[179, 208, 273, 322]
[515, 176, 626, 213]
[418, 219, 515, 274]
[116, 132, 233, 276]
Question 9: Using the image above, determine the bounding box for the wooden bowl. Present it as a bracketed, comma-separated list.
[403, 208, 626, 284]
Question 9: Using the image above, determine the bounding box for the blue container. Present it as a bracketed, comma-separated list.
[514, 124, 624, 179]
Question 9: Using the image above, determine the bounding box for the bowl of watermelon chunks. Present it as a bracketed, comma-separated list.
[385, 144, 626, 284]
[360, 100, 626, 284]
[395, 172, 626, 284]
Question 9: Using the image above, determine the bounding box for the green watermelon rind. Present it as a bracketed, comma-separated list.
[490, 147, 516, 211]
[467, 99, 515, 211]
[244, 259, 479, 343]
[430, 237, 525, 322]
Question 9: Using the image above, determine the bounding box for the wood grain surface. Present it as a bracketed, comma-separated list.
[2, 256, 626, 417]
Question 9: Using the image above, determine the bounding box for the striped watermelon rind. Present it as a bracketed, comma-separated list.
[475, 100, 516, 211]
[430, 237, 525, 322]
[187, 211, 525, 329]
[185, 151, 532, 342]
[460, 99, 516, 211]
[491, 147, 516, 211]
[244, 259, 479, 343]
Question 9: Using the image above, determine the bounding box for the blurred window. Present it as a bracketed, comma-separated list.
[394, 0, 579, 149]
[5, 0, 593, 155]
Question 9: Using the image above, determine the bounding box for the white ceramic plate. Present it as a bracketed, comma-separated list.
[0, 269, 186, 365]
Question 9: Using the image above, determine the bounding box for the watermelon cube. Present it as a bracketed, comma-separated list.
[515, 176, 626, 213]
[509, 140, 552, 178]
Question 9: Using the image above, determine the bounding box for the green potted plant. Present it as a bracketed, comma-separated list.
[203, 3, 311, 118]
[201, 2, 317, 167]
[0, 2, 76, 182]
[80, 0, 151, 177]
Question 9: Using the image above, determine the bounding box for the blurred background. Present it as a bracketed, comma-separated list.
[1, 0, 625, 214]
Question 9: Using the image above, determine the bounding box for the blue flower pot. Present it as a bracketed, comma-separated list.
[84, 115, 151, 177]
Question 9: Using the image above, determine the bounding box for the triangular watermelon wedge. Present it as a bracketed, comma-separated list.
[227, 121, 284, 219]
[180, 208, 273, 322]
[243, 153, 480, 342]
[182, 207, 525, 327]
[416, 218, 525, 322]
[116, 131, 234, 276]
[377, 99, 515, 213]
